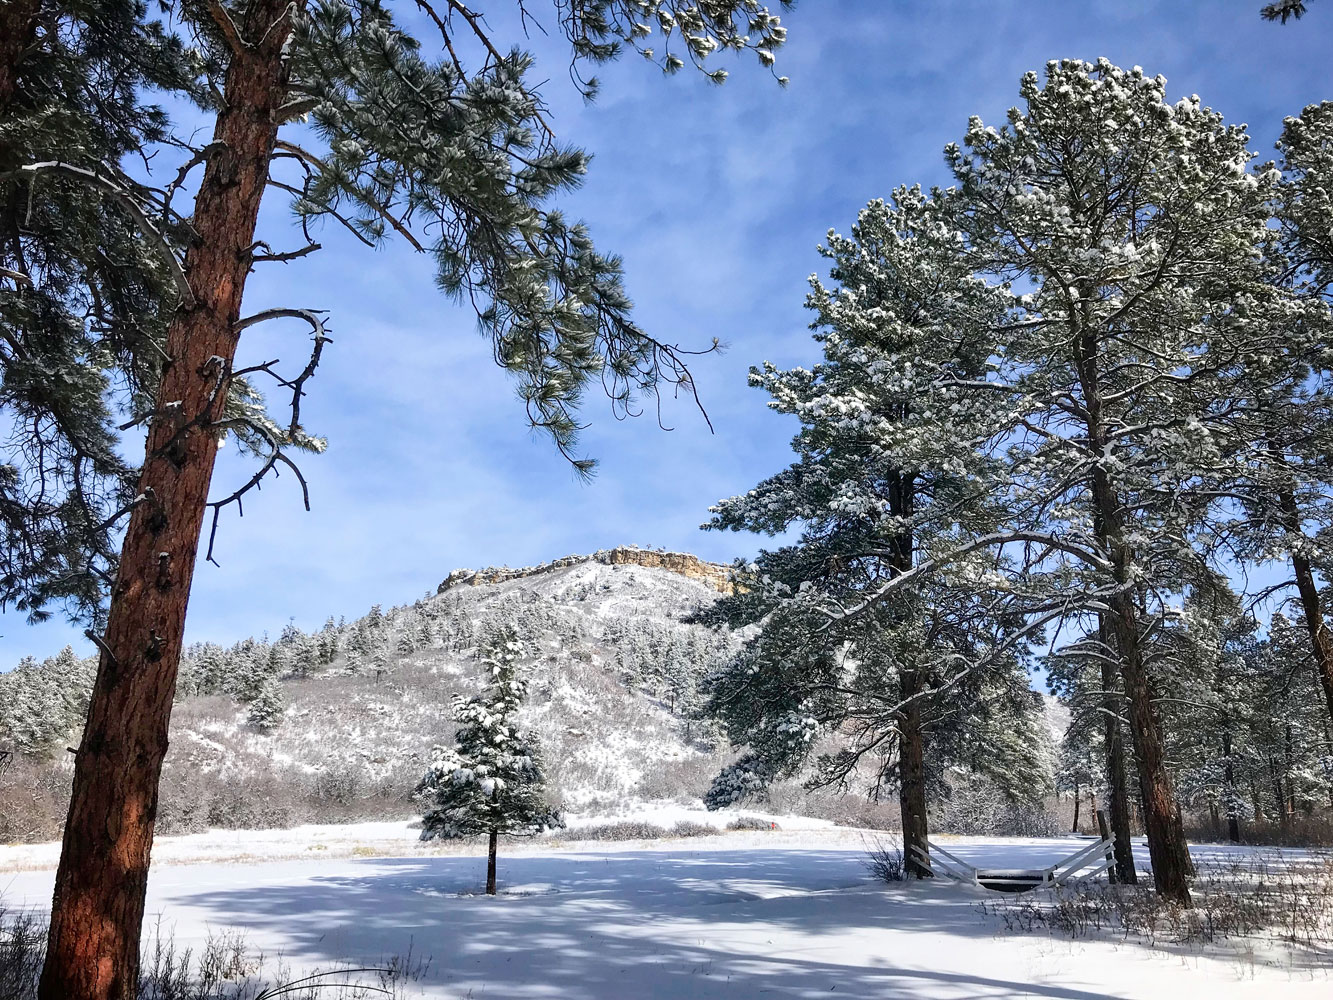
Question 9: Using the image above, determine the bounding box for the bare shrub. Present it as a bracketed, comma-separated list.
[0, 905, 429, 1000]
[634, 755, 718, 802]
[564, 818, 722, 841]
[759, 783, 902, 830]
[154, 767, 212, 836]
[1183, 812, 1333, 848]
[669, 821, 716, 838]
[203, 774, 304, 831]
[311, 766, 363, 807]
[569, 820, 669, 840]
[0, 757, 69, 843]
[863, 835, 906, 883]
[726, 815, 777, 831]
[0, 907, 44, 1000]
[982, 850, 1333, 952]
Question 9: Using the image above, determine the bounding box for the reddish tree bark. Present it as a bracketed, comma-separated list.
[1077, 326, 1191, 905]
[38, 4, 299, 997]
[1098, 618, 1138, 884]
[1278, 486, 1333, 728]
[884, 470, 932, 879]
[1102, 590, 1191, 902]
[898, 668, 933, 879]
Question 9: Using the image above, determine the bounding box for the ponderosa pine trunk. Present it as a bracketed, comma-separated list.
[38, 5, 297, 998]
[886, 469, 931, 878]
[1273, 763, 1291, 833]
[1077, 326, 1191, 905]
[898, 673, 932, 879]
[1278, 485, 1333, 729]
[487, 829, 499, 895]
[1098, 618, 1137, 884]
[1102, 586, 1191, 902]
[1222, 730, 1241, 843]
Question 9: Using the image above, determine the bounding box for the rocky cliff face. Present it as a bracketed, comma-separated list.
[438, 546, 735, 595]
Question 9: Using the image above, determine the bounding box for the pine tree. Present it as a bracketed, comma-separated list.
[0, 2, 199, 624]
[701, 188, 1047, 875]
[0, 647, 97, 758]
[246, 677, 287, 733]
[29, 5, 795, 993]
[396, 628, 417, 657]
[1225, 101, 1333, 732]
[318, 616, 340, 664]
[925, 59, 1296, 903]
[415, 626, 561, 894]
[345, 648, 366, 676]
[370, 644, 390, 683]
[1046, 622, 1138, 881]
[1261, 1, 1313, 22]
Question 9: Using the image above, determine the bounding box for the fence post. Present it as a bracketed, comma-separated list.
[1095, 808, 1117, 884]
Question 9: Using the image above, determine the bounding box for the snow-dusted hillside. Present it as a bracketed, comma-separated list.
[3, 546, 1061, 841]
[154, 551, 740, 832]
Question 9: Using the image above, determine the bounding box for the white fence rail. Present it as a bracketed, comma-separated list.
[913, 834, 1116, 892]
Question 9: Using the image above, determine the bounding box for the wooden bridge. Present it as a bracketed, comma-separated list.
[911, 835, 1117, 892]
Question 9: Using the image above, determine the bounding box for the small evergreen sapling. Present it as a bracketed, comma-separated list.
[415, 627, 562, 894]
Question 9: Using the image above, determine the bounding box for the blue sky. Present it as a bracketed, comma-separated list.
[2, 0, 1329, 665]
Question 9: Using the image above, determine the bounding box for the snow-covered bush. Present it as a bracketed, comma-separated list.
[670, 820, 716, 838]
[568, 820, 667, 841]
[726, 814, 778, 831]
[934, 775, 1060, 837]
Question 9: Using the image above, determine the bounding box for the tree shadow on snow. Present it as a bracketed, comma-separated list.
[164, 848, 1131, 999]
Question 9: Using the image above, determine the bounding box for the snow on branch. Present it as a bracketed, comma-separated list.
[8, 161, 195, 307]
[823, 531, 1114, 626]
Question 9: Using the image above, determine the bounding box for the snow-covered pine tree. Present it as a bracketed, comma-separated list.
[246, 676, 287, 733]
[1261, 1, 1314, 22]
[415, 616, 436, 650]
[1222, 102, 1333, 732]
[396, 627, 417, 657]
[370, 645, 390, 683]
[702, 187, 1048, 875]
[1150, 579, 1331, 840]
[181, 642, 228, 696]
[415, 625, 561, 894]
[0, 648, 97, 758]
[318, 617, 340, 665]
[925, 59, 1296, 904]
[1256, 614, 1333, 822]
[345, 648, 366, 676]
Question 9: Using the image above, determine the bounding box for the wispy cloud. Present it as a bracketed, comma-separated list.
[3, 0, 1326, 661]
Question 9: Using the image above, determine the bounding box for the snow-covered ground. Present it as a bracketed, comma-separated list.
[3, 819, 1328, 998]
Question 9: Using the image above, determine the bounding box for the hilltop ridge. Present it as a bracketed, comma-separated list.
[439, 545, 736, 595]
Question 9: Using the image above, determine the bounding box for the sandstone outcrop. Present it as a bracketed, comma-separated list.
[438, 545, 735, 595]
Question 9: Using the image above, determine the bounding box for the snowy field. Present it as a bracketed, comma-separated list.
[3, 819, 1330, 999]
